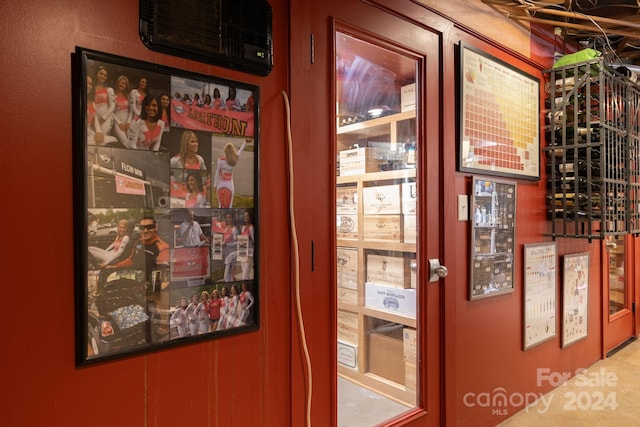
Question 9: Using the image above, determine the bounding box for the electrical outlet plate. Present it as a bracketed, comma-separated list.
[458, 194, 468, 221]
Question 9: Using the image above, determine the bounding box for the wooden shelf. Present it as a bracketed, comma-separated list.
[337, 110, 416, 136]
[338, 302, 416, 328]
[337, 168, 416, 185]
[338, 239, 416, 253]
[362, 307, 417, 328]
[338, 365, 416, 406]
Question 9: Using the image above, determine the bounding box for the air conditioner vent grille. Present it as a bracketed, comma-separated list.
[139, 0, 273, 76]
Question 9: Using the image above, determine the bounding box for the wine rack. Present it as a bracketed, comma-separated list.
[544, 57, 640, 240]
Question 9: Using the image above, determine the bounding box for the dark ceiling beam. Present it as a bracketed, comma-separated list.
[505, 14, 640, 39]
[523, 6, 640, 30]
[481, 0, 640, 65]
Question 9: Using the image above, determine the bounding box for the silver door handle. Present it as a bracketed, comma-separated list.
[428, 258, 448, 282]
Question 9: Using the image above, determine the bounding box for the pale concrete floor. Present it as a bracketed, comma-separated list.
[338, 376, 409, 427]
[338, 338, 640, 426]
[499, 338, 640, 427]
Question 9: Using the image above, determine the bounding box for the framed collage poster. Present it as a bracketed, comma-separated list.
[74, 47, 259, 365]
[562, 253, 590, 348]
[523, 242, 557, 350]
[469, 176, 516, 300]
[458, 42, 540, 180]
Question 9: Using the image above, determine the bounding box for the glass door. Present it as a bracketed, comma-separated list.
[603, 235, 635, 355]
[335, 31, 420, 424]
[607, 236, 626, 316]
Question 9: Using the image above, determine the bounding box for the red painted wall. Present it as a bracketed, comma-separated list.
[0, 1, 291, 426]
[446, 30, 604, 426]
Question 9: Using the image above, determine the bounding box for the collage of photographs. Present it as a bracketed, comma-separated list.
[80, 49, 258, 362]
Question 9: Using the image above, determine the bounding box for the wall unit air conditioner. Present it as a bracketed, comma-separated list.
[140, 0, 273, 76]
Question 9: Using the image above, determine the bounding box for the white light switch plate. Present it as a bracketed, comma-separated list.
[458, 194, 468, 221]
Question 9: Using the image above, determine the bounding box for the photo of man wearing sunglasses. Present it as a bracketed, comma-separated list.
[112, 213, 169, 275]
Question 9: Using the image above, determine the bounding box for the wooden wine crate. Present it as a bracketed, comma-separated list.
[338, 340, 358, 369]
[337, 247, 358, 290]
[339, 147, 390, 176]
[401, 83, 416, 113]
[363, 184, 401, 215]
[336, 184, 358, 214]
[338, 309, 359, 330]
[366, 253, 408, 288]
[403, 214, 416, 244]
[337, 310, 359, 344]
[403, 327, 417, 363]
[401, 182, 417, 215]
[368, 325, 405, 384]
[337, 214, 358, 240]
[338, 325, 359, 345]
[405, 361, 417, 391]
[409, 257, 417, 289]
[363, 215, 402, 242]
[337, 287, 358, 306]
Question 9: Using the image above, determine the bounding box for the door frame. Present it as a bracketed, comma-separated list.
[330, 17, 442, 424]
[289, 0, 446, 424]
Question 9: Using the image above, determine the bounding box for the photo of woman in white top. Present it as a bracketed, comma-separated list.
[126, 92, 165, 150]
[88, 219, 132, 267]
[170, 130, 207, 170]
[214, 139, 251, 208]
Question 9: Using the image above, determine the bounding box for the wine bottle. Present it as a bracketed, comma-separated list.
[544, 110, 599, 128]
[405, 140, 416, 167]
[547, 192, 601, 209]
[545, 93, 599, 110]
[547, 192, 584, 208]
[615, 66, 639, 84]
[545, 108, 589, 127]
[552, 76, 576, 91]
[547, 176, 602, 193]
[545, 126, 597, 145]
[545, 146, 601, 161]
[546, 159, 601, 176]
[547, 208, 590, 221]
[545, 126, 587, 145]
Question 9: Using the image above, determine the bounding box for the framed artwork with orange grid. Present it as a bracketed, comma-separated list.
[458, 42, 540, 180]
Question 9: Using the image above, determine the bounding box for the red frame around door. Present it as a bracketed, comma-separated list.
[602, 236, 636, 356]
[289, 0, 444, 425]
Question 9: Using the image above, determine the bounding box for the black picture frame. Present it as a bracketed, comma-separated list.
[74, 47, 259, 365]
[458, 41, 540, 181]
[469, 176, 516, 300]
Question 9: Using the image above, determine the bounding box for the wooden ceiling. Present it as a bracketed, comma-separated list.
[482, 0, 640, 66]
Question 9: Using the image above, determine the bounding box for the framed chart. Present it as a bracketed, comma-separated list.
[523, 242, 557, 350]
[469, 176, 516, 300]
[562, 253, 590, 348]
[74, 47, 259, 365]
[458, 42, 540, 180]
